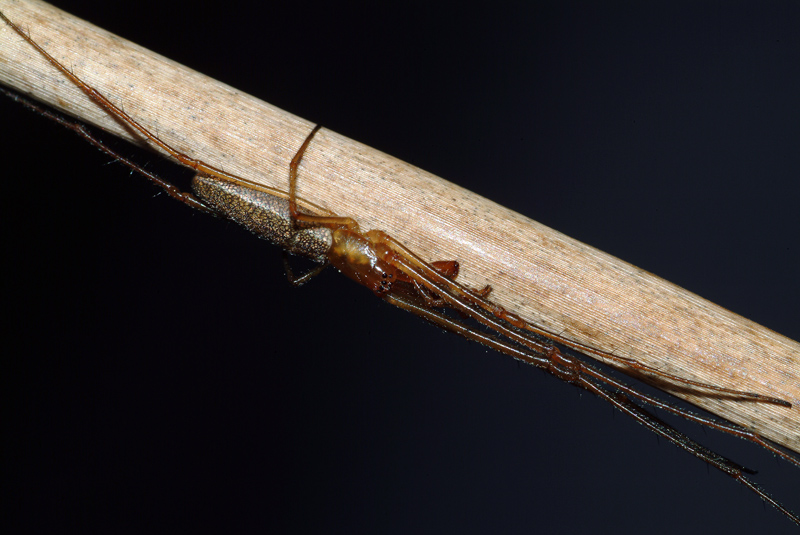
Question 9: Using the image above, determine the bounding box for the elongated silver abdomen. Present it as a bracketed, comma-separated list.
[192, 174, 331, 263]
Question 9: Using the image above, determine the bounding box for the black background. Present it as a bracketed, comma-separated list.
[2, 1, 799, 533]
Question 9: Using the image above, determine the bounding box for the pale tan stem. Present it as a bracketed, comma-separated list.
[1, 0, 798, 454]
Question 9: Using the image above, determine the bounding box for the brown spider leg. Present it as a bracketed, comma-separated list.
[1, 12, 212, 175]
[368, 229, 791, 407]
[404, 261, 460, 307]
[383, 290, 550, 368]
[410, 279, 493, 309]
[384, 289, 800, 526]
[281, 252, 328, 287]
[574, 352, 800, 469]
[425, 261, 493, 299]
[396, 276, 797, 470]
[601, 388, 799, 525]
[546, 346, 800, 469]
[0, 12, 301, 203]
[287, 125, 358, 231]
[1, 87, 218, 216]
[405, 261, 492, 308]
[409, 279, 450, 308]
[382, 238, 800, 468]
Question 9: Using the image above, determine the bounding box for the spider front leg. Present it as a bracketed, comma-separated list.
[364, 229, 491, 307]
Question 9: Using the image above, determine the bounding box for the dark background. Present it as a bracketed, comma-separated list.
[2, 1, 799, 533]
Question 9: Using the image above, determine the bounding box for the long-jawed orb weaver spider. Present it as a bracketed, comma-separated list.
[1, 3, 800, 532]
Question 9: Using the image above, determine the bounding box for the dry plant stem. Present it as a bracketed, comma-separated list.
[1, 0, 798, 453]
